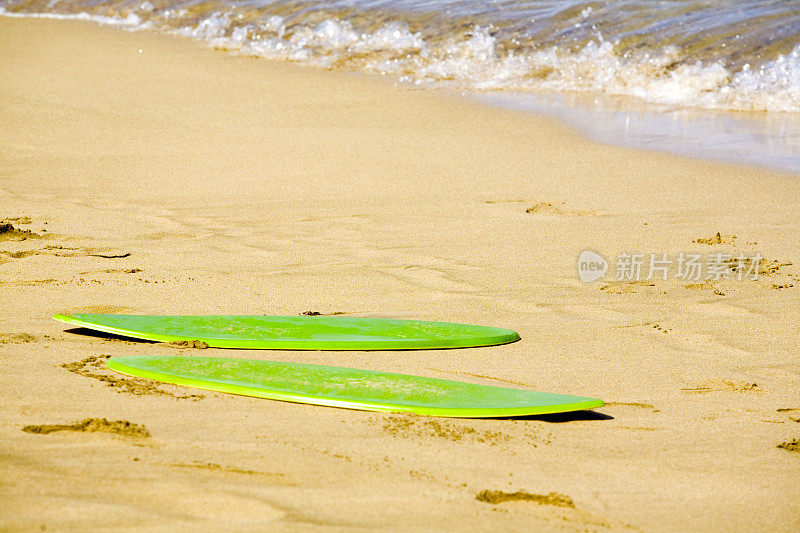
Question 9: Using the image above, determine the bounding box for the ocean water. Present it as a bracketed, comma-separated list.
[2, 0, 799, 172]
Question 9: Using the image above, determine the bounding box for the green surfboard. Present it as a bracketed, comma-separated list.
[107, 356, 604, 417]
[53, 314, 520, 350]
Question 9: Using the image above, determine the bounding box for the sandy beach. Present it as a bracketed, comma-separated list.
[1, 16, 799, 531]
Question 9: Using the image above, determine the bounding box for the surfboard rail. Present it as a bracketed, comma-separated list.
[107, 356, 604, 418]
[53, 313, 521, 350]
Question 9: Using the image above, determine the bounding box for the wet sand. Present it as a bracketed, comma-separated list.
[1, 16, 799, 531]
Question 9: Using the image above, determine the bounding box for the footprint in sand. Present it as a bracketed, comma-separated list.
[35, 245, 132, 259]
[168, 461, 287, 479]
[1, 250, 38, 259]
[684, 281, 728, 296]
[2, 216, 32, 224]
[485, 199, 606, 216]
[476, 490, 574, 507]
[0, 221, 41, 242]
[604, 401, 655, 410]
[0, 220, 43, 264]
[777, 438, 800, 454]
[474, 488, 631, 529]
[77, 268, 142, 274]
[681, 379, 761, 393]
[727, 257, 792, 278]
[525, 201, 600, 216]
[0, 333, 37, 344]
[22, 418, 150, 438]
[599, 281, 656, 294]
[693, 232, 736, 245]
[381, 414, 519, 446]
[61, 354, 204, 400]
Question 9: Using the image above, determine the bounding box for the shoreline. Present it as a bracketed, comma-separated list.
[2, 9, 800, 176]
[2, 16, 799, 531]
[476, 91, 800, 176]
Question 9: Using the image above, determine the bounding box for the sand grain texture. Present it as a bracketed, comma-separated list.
[1, 16, 799, 532]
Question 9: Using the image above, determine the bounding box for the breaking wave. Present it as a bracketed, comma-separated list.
[2, 0, 799, 112]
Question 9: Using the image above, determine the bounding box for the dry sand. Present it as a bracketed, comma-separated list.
[1, 16, 799, 531]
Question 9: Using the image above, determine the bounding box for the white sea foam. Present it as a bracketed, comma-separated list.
[178, 12, 799, 112]
[178, 11, 230, 40]
[2, 5, 798, 113]
[0, 6, 142, 26]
